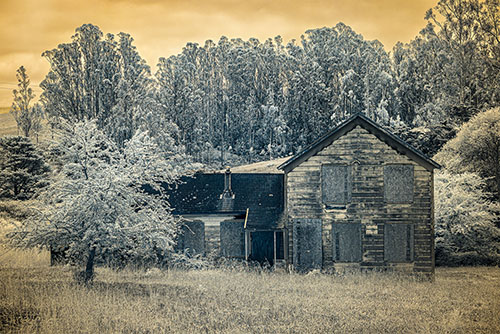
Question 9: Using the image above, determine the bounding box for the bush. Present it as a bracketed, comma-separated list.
[434, 170, 500, 265]
[435, 250, 500, 267]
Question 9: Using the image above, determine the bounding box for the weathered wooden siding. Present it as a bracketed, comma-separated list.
[286, 125, 434, 275]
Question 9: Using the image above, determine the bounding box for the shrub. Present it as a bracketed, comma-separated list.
[434, 170, 500, 265]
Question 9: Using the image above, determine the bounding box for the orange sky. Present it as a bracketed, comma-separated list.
[0, 0, 438, 107]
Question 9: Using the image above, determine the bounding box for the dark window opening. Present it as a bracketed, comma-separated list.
[248, 230, 284, 266]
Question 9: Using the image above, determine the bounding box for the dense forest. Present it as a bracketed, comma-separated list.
[29, 0, 498, 167]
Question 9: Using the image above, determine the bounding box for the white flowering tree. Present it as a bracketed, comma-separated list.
[8, 120, 181, 283]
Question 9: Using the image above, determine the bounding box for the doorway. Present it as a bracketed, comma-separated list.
[247, 230, 284, 266]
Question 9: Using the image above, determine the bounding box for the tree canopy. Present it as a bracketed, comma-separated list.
[40, 24, 155, 148]
[0, 136, 50, 200]
[8, 121, 181, 283]
[33, 3, 500, 167]
[434, 108, 500, 199]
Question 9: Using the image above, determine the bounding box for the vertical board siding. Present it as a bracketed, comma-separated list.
[286, 125, 434, 274]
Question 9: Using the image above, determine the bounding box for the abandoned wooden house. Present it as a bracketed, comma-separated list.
[169, 171, 285, 264]
[171, 113, 439, 275]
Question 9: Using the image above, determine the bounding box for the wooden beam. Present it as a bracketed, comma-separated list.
[244, 208, 249, 229]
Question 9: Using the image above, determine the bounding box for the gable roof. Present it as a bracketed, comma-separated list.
[218, 157, 288, 174]
[278, 113, 441, 173]
[166, 173, 284, 229]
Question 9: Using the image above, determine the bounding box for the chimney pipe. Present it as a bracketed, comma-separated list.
[222, 167, 234, 199]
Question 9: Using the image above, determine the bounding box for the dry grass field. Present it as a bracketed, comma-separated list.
[0, 110, 18, 137]
[0, 244, 499, 334]
[0, 108, 52, 141]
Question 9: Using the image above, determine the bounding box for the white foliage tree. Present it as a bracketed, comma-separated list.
[435, 170, 500, 263]
[434, 108, 500, 199]
[8, 120, 180, 283]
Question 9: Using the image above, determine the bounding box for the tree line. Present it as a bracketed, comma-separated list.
[10, 0, 499, 168]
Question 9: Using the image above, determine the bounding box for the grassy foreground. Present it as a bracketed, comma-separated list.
[0, 250, 499, 334]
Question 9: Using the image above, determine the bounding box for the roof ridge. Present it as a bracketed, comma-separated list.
[278, 113, 440, 172]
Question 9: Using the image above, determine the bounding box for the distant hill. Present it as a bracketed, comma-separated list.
[0, 111, 52, 140]
[0, 112, 18, 137]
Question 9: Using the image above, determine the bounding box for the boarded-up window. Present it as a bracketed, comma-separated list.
[175, 220, 205, 256]
[293, 219, 322, 271]
[332, 223, 362, 262]
[384, 165, 414, 203]
[322, 165, 350, 205]
[384, 223, 414, 262]
[220, 220, 245, 257]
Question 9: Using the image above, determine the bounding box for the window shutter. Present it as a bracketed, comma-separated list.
[384, 223, 414, 262]
[384, 165, 414, 203]
[322, 165, 350, 205]
[220, 220, 245, 257]
[176, 220, 205, 256]
[333, 223, 362, 262]
[293, 219, 322, 271]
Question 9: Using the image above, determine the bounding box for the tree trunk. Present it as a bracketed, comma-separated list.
[495, 146, 500, 201]
[84, 246, 96, 284]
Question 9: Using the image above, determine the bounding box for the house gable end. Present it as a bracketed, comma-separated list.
[278, 114, 440, 173]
